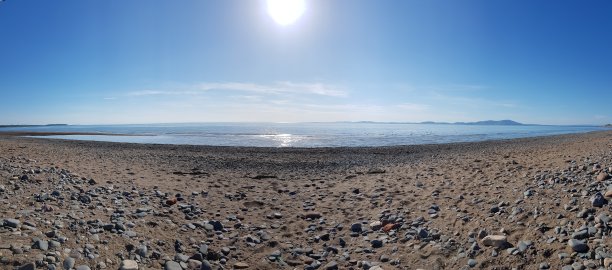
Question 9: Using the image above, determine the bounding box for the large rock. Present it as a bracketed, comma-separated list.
[119, 260, 139, 270]
[481, 235, 509, 248]
[17, 263, 35, 270]
[200, 261, 213, 270]
[590, 192, 607, 207]
[164, 261, 181, 270]
[4, 218, 20, 228]
[568, 239, 588, 253]
[234, 262, 249, 269]
[303, 212, 322, 219]
[63, 258, 76, 270]
[596, 172, 609, 181]
[34, 240, 48, 251]
[323, 261, 338, 270]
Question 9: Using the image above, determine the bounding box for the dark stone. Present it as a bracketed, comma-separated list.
[371, 239, 383, 248]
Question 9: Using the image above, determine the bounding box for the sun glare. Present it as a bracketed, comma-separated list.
[267, 0, 306, 26]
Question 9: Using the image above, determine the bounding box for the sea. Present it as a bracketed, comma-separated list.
[2, 122, 606, 148]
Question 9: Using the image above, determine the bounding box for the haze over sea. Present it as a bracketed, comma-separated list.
[7, 123, 606, 147]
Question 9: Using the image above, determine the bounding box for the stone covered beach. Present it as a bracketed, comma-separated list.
[0, 131, 611, 270]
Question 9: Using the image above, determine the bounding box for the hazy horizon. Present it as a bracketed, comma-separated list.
[0, 1, 611, 125]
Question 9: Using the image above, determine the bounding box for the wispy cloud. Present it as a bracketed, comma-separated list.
[126, 81, 347, 97]
[126, 90, 200, 96]
[197, 81, 347, 97]
[103, 97, 116, 100]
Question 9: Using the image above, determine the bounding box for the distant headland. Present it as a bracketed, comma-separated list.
[346, 120, 526, 126]
[418, 120, 524, 126]
[0, 124, 68, 128]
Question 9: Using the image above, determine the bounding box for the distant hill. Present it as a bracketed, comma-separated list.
[0, 124, 68, 128]
[418, 120, 524, 126]
[456, 120, 524, 126]
[604, 124, 612, 127]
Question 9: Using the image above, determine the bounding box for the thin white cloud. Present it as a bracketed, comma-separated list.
[103, 97, 116, 100]
[126, 82, 347, 98]
[197, 81, 347, 97]
[126, 90, 200, 96]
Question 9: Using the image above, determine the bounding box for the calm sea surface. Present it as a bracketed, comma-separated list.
[4, 123, 606, 147]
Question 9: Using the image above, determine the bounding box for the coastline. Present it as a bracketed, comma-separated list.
[0, 130, 611, 269]
[0, 131, 132, 137]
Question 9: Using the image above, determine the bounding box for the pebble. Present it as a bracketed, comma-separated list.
[200, 260, 213, 270]
[234, 262, 249, 269]
[63, 258, 76, 270]
[590, 192, 606, 207]
[567, 239, 589, 253]
[481, 235, 508, 248]
[17, 263, 35, 270]
[467, 259, 477, 267]
[371, 239, 383, 248]
[164, 261, 182, 270]
[303, 212, 322, 219]
[4, 218, 21, 228]
[119, 260, 139, 270]
[596, 172, 608, 181]
[323, 261, 338, 270]
[34, 239, 49, 251]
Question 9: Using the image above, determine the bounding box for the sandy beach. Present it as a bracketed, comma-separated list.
[0, 131, 611, 270]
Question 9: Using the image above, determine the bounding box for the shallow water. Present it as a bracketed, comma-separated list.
[6, 122, 605, 147]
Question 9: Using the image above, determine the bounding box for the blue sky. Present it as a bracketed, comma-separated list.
[0, 0, 610, 125]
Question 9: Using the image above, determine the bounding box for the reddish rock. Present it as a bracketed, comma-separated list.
[597, 172, 609, 181]
[165, 197, 177, 206]
[382, 223, 396, 232]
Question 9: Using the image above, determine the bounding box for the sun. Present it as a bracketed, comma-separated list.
[266, 0, 306, 26]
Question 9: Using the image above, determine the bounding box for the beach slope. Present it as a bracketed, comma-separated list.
[0, 131, 611, 269]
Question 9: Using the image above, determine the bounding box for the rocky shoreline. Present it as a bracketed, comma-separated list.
[0, 131, 611, 270]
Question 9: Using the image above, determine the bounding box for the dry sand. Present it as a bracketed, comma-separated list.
[0, 131, 611, 270]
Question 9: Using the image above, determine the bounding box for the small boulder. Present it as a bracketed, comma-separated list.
[590, 192, 607, 207]
[481, 235, 509, 248]
[119, 260, 139, 270]
[234, 262, 249, 269]
[596, 172, 609, 181]
[164, 261, 181, 270]
[303, 212, 322, 219]
[568, 239, 588, 253]
[4, 218, 21, 228]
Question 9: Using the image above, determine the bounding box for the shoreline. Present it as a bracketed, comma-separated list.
[0, 129, 610, 151]
[0, 131, 130, 137]
[0, 130, 611, 269]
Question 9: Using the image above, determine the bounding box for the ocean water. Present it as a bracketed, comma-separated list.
[5, 122, 606, 147]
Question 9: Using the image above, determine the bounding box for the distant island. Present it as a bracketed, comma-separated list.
[604, 124, 612, 127]
[0, 124, 68, 128]
[338, 120, 527, 126]
[421, 120, 524, 126]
